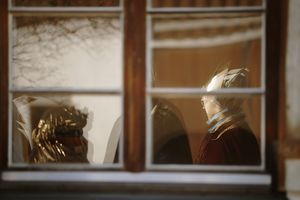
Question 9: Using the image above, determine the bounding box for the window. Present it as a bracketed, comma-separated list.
[146, 1, 266, 171]
[0, 0, 282, 190]
[8, 0, 124, 168]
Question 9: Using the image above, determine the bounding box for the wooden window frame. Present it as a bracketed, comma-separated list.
[0, 0, 286, 193]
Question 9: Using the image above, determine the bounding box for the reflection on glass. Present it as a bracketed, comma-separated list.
[12, 94, 121, 164]
[12, 16, 122, 89]
[151, 0, 263, 7]
[12, 0, 120, 7]
[31, 106, 89, 163]
[152, 98, 193, 164]
[151, 68, 261, 165]
[152, 13, 262, 88]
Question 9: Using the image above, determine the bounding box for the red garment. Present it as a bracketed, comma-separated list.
[195, 122, 261, 165]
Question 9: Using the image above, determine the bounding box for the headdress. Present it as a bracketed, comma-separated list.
[204, 68, 249, 134]
[206, 68, 249, 111]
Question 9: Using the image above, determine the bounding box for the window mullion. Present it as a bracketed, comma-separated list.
[124, 0, 146, 172]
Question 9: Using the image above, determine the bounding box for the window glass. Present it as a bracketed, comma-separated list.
[151, 13, 262, 88]
[10, 14, 123, 166]
[12, 0, 120, 7]
[151, 0, 263, 8]
[12, 15, 122, 90]
[151, 95, 262, 166]
[12, 94, 121, 165]
[147, 0, 265, 169]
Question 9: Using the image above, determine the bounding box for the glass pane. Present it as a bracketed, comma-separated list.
[151, 95, 261, 165]
[152, 13, 262, 88]
[151, 0, 263, 7]
[11, 15, 122, 89]
[12, 0, 120, 7]
[12, 94, 122, 165]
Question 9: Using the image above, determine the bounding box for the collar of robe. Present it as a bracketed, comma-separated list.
[207, 108, 245, 134]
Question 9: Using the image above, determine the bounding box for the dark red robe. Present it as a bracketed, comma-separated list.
[195, 122, 261, 165]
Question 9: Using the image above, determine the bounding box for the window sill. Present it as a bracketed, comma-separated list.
[2, 171, 271, 185]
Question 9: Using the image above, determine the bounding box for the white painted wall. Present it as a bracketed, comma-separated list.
[285, 1, 300, 198]
[286, 0, 300, 140]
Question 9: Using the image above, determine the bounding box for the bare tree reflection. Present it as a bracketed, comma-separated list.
[12, 16, 120, 87]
